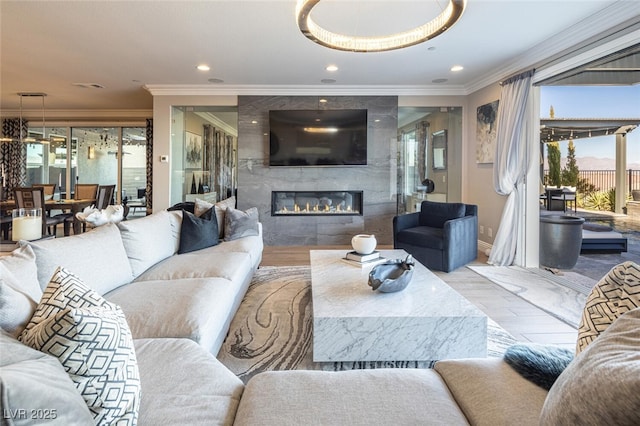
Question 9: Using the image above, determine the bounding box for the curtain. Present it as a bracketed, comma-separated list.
[145, 118, 153, 213]
[487, 70, 535, 266]
[1, 118, 29, 199]
[203, 124, 236, 201]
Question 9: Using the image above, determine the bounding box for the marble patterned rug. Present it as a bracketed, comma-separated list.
[468, 265, 590, 328]
[218, 266, 517, 384]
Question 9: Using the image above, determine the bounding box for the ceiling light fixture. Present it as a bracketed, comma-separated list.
[296, 0, 466, 52]
[10, 93, 51, 144]
[196, 64, 210, 71]
[450, 65, 464, 72]
[326, 65, 338, 72]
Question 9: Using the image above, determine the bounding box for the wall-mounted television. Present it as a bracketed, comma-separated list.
[269, 109, 367, 166]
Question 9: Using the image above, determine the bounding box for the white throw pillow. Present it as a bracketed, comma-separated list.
[19, 267, 141, 425]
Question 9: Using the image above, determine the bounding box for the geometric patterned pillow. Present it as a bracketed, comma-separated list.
[18, 267, 141, 425]
[576, 261, 640, 354]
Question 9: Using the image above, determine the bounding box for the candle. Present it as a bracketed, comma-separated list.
[12, 208, 42, 241]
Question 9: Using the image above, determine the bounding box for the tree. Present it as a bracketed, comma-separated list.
[561, 140, 579, 186]
[547, 142, 561, 187]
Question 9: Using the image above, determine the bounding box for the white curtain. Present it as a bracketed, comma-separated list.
[488, 70, 535, 266]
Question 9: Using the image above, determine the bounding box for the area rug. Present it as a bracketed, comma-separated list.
[468, 265, 587, 328]
[218, 266, 517, 384]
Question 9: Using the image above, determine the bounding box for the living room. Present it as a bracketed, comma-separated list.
[2, 1, 640, 424]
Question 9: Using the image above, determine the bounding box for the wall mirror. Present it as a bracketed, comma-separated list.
[432, 130, 447, 170]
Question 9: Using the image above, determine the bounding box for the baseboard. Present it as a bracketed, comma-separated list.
[478, 240, 493, 257]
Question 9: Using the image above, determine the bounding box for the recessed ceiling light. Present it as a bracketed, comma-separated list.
[374, 119, 380, 123]
[427, 46, 436, 51]
[432, 78, 448, 83]
[321, 79, 336, 84]
[319, 98, 328, 103]
[451, 65, 464, 72]
[197, 64, 210, 71]
[251, 120, 258, 124]
[208, 78, 224, 84]
[326, 65, 338, 72]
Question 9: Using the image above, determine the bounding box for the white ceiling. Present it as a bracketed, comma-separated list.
[1, 0, 638, 114]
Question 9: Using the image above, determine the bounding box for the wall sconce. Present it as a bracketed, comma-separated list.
[88, 146, 95, 159]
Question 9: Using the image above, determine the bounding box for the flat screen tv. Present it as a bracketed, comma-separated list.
[269, 109, 367, 166]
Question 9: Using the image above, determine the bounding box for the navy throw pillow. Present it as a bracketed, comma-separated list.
[178, 207, 219, 254]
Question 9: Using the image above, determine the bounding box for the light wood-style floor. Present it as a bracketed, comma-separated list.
[261, 245, 578, 350]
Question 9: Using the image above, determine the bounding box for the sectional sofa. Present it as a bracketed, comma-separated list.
[2, 204, 639, 425]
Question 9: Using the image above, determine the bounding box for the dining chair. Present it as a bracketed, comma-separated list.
[96, 185, 116, 209]
[56, 183, 100, 234]
[13, 187, 65, 237]
[74, 183, 99, 201]
[35, 183, 56, 201]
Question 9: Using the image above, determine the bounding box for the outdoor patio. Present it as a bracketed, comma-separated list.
[540, 207, 640, 281]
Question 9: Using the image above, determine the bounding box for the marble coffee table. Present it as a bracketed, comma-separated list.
[310, 249, 487, 362]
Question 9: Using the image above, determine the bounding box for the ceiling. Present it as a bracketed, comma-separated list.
[1, 0, 639, 115]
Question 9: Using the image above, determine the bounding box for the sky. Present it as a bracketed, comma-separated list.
[540, 85, 640, 165]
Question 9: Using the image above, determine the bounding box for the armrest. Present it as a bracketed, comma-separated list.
[443, 215, 478, 247]
[393, 212, 420, 233]
[393, 213, 420, 248]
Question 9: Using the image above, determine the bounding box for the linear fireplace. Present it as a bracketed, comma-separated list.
[272, 191, 363, 216]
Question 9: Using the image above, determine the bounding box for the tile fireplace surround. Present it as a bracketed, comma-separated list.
[271, 191, 363, 216]
[237, 95, 398, 246]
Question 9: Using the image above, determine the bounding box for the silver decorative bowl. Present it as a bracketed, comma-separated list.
[368, 255, 415, 293]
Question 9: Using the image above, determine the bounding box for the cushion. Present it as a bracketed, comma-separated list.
[503, 343, 574, 390]
[396, 226, 444, 249]
[234, 369, 468, 426]
[419, 201, 466, 228]
[18, 267, 141, 425]
[178, 207, 219, 254]
[106, 277, 243, 354]
[134, 338, 244, 426]
[0, 245, 42, 336]
[195, 196, 236, 238]
[540, 307, 640, 425]
[117, 210, 176, 277]
[0, 331, 95, 425]
[576, 261, 640, 354]
[224, 207, 259, 241]
[22, 223, 133, 295]
[435, 358, 549, 426]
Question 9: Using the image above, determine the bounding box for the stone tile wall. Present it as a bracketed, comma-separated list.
[237, 96, 398, 246]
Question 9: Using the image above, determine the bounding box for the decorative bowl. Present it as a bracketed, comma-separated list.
[368, 255, 415, 293]
[351, 234, 377, 254]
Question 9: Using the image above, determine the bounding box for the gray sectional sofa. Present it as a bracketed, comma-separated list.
[2, 207, 639, 425]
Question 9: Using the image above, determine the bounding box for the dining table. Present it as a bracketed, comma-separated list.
[0, 198, 96, 236]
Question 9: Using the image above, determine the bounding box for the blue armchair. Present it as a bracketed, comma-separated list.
[393, 201, 478, 272]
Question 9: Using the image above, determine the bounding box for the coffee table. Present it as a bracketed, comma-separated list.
[310, 249, 487, 362]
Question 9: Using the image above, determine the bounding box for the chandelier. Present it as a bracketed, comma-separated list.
[0, 93, 51, 143]
[296, 0, 466, 53]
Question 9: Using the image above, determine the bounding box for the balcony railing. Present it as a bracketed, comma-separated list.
[543, 169, 640, 192]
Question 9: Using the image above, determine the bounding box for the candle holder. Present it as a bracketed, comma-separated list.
[12, 208, 42, 241]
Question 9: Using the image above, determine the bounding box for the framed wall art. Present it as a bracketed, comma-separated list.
[476, 100, 499, 164]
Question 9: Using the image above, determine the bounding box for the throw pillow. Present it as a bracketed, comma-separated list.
[224, 207, 259, 241]
[0, 245, 42, 336]
[195, 196, 236, 238]
[540, 307, 640, 425]
[0, 266, 38, 337]
[576, 261, 640, 354]
[178, 207, 219, 254]
[419, 201, 466, 228]
[18, 267, 141, 425]
[503, 343, 574, 390]
[1, 331, 95, 424]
